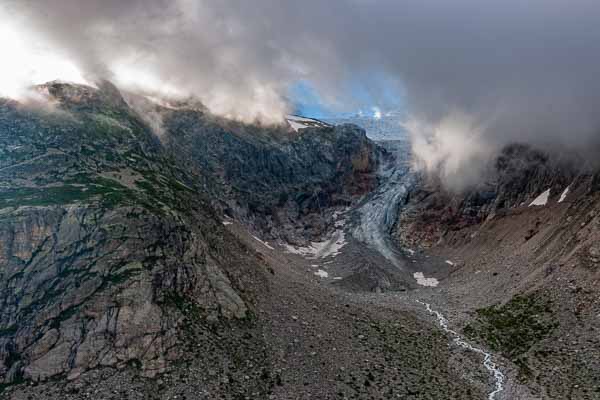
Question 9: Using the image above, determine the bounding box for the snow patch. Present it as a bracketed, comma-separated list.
[332, 208, 349, 228]
[251, 235, 274, 250]
[529, 189, 550, 207]
[314, 269, 329, 278]
[558, 186, 570, 203]
[284, 230, 346, 259]
[413, 272, 439, 287]
[333, 277, 343, 280]
[287, 115, 319, 122]
[286, 115, 331, 132]
[222, 221, 232, 226]
[287, 119, 308, 132]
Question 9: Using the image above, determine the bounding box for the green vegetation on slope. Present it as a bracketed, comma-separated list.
[463, 293, 558, 381]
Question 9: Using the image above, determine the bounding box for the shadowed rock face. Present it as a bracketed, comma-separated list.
[0, 81, 381, 386]
[395, 144, 584, 247]
[159, 108, 380, 242]
[0, 205, 255, 382]
[0, 82, 267, 384]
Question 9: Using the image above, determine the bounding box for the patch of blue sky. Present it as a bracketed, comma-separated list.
[288, 71, 405, 119]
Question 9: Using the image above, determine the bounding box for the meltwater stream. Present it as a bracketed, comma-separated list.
[417, 301, 506, 400]
[349, 135, 506, 399]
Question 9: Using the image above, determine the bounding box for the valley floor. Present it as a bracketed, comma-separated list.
[5, 139, 598, 400]
[242, 223, 536, 400]
[9, 199, 596, 400]
[5, 215, 517, 400]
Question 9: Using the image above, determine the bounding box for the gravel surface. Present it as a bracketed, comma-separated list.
[5, 219, 496, 399]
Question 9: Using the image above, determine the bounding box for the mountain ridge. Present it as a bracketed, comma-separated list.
[0, 81, 382, 393]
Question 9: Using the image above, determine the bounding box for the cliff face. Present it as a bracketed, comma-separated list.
[0, 81, 381, 388]
[158, 106, 379, 241]
[0, 82, 267, 385]
[395, 144, 582, 247]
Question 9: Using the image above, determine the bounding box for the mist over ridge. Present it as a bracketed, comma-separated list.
[3, 0, 600, 187]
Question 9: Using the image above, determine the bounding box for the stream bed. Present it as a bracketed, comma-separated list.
[417, 300, 506, 399]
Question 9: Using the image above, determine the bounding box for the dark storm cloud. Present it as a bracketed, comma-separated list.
[7, 0, 600, 185]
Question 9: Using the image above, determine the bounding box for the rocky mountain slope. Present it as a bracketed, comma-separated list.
[153, 100, 379, 242]
[0, 81, 271, 388]
[4, 80, 597, 399]
[394, 144, 600, 398]
[0, 81, 383, 396]
[395, 144, 582, 246]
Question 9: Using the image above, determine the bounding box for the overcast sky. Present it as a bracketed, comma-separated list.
[2, 0, 600, 187]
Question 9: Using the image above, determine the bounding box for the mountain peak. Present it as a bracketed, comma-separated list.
[36, 80, 128, 112]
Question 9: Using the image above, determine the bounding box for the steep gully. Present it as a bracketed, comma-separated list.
[351, 139, 506, 399]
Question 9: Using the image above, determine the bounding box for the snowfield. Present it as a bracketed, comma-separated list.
[530, 189, 551, 206]
[413, 272, 439, 287]
[314, 269, 329, 278]
[286, 115, 331, 132]
[558, 186, 570, 203]
[284, 229, 347, 259]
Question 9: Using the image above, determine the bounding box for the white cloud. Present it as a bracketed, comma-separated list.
[0, 6, 87, 99]
[404, 111, 495, 190]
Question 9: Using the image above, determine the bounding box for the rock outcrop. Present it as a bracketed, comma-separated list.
[158, 105, 380, 242]
[0, 81, 382, 389]
[0, 82, 266, 385]
[395, 144, 582, 247]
